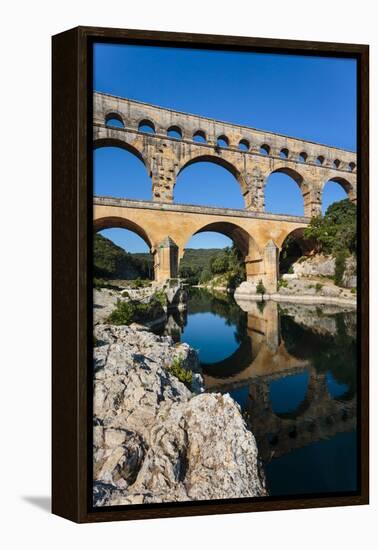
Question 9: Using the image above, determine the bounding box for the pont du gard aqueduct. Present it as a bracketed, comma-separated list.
[93, 91, 357, 292]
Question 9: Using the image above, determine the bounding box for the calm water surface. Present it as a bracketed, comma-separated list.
[156, 288, 357, 497]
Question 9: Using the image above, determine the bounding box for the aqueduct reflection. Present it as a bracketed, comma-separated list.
[159, 295, 357, 463]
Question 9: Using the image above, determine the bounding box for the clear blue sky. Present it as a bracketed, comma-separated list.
[94, 43, 356, 253]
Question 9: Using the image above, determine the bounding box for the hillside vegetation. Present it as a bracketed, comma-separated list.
[94, 234, 152, 280]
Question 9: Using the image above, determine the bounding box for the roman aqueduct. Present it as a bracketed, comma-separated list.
[93, 91, 357, 291]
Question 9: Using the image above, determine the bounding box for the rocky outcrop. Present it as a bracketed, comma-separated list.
[94, 281, 187, 325]
[293, 254, 357, 288]
[93, 324, 266, 506]
[293, 254, 335, 278]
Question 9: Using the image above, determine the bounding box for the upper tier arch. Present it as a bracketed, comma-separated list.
[93, 92, 357, 214]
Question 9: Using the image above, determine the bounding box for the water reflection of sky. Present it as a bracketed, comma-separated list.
[266, 431, 357, 496]
[269, 372, 309, 415]
[181, 312, 239, 364]
[175, 290, 357, 497]
[326, 371, 349, 399]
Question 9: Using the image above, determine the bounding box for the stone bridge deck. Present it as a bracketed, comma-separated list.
[93, 196, 309, 289]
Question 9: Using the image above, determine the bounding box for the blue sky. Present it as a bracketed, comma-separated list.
[94, 43, 356, 253]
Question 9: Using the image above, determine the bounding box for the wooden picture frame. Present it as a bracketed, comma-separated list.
[52, 26, 369, 523]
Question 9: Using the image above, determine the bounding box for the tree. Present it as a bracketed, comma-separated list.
[199, 268, 212, 284]
[304, 199, 356, 255]
[210, 252, 229, 274]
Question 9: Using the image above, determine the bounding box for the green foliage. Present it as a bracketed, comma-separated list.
[154, 290, 167, 307]
[107, 299, 136, 325]
[178, 248, 222, 284]
[199, 268, 212, 284]
[304, 199, 356, 255]
[351, 287, 356, 294]
[210, 253, 229, 274]
[121, 290, 130, 298]
[128, 277, 150, 289]
[167, 355, 192, 388]
[278, 278, 288, 289]
[179, 245, 245, 288]
[334, 249, 347, 286]
[94, 234, 153, 280]
[256, 279, 266, 295]
[107, 296, 165, 326]
[315, 283, 323, 293]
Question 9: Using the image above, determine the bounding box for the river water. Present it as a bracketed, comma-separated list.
[156, 288, 357, 498]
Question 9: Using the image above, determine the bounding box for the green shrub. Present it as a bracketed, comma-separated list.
[199, 268, 212, 284]
[129, 277, 149, 289]
[315, 283, 323, 293]
[278, 278, 288, 289]
[304, 200, 356, 255]
[121, 290, 130, 298]
[107, 299, 136, 325]
[351, 287, 356, 294]
[256, 279, 266, 295]
[287, 265, 294, 274]
[168, 355, 192, 388]
[154, 290, 168, 307]
[107, 295, 165, 326]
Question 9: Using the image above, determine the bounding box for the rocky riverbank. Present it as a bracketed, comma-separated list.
[93, 323, 267, 506]
[235, 277, 357, 308]
[94, 280, 188, 326]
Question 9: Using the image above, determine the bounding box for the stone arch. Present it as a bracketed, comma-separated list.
[93, 137, 153, 200]
[192, 221, 260, 259]
[239, 138, 250, 151]
[193, 129, 207, 143]
[264, 166, 309, 216]
[104, 110, 125, 127]
[93, 137, 148, 168]
[278, 227, 310, 275]
[322, 176, 355, 200]
[176, 154, 248, 197]
[93, 216, 153, 252]
[137, 118, 156, 134]
[180, 221, 262, 288]
[167, 125, 182, 139]
[216, 135, 229, 148]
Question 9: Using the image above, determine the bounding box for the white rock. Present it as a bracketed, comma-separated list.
[92, 324, 266, 506]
